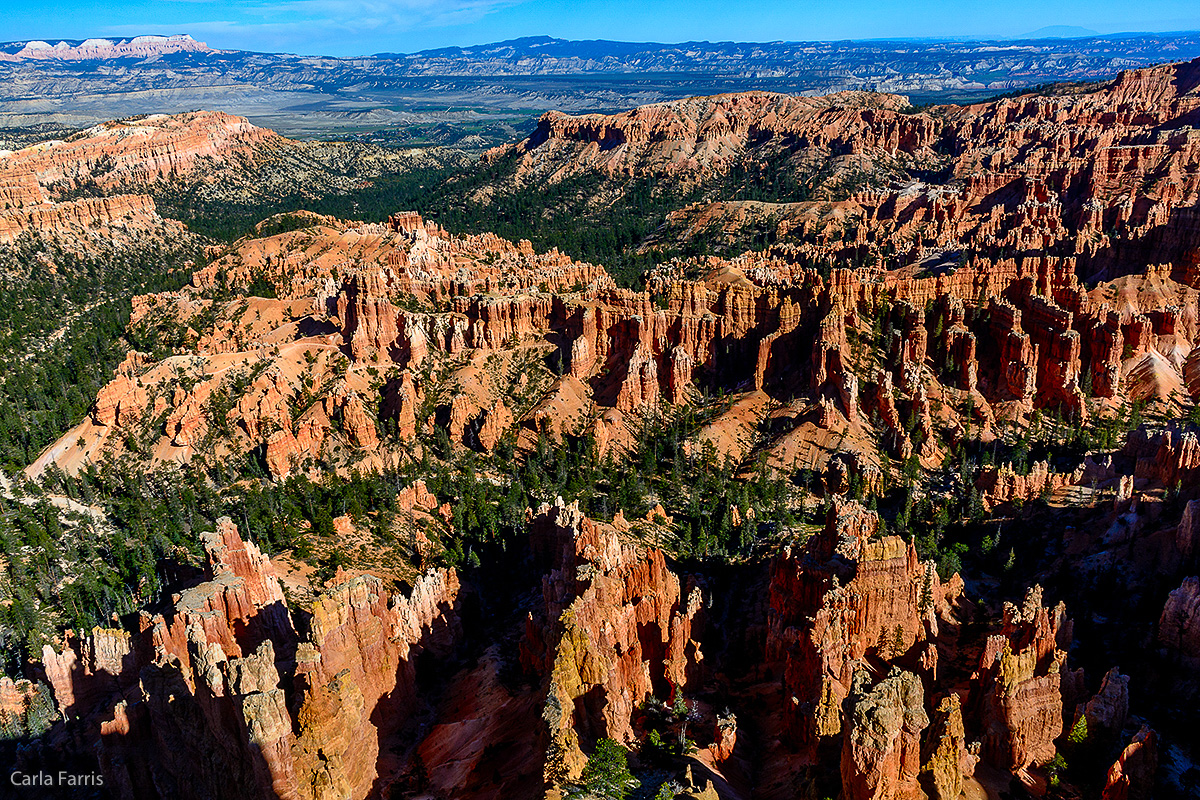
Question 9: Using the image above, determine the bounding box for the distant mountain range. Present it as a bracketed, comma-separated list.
[1, 31, 1198, 138]
[0, 34, 210, 61]
[1018, 26, 1100, 39]
[369, 32, 1200, 79]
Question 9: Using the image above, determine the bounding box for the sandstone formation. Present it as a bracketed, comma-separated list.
[0, 109, 276, 253]
[13, 58, 1200, 800]
[29, 60, 1200, 493]
[1074, 667, 1130, 740]
[15, 491, 1152, 800]
[34, 192, 1200, 493]
[493, 59, 1200, 292]
[0, 677, 55, 738]
[919, 694, 977, 800]
[19, 501, 708, 799]
[493, 90, 936, 188]
[976, 586, 1075, 771]
[1, 111, 275, 199]
[0, 109, 451, 258]
[525, 497, 705, 783]
[1101, 726, 1158, 800]
[766, 500, 957, 754]
[29, 518, 462, 800]
[0, 35, 212, 62]
[1157, 576, 1200, 698]
[840, 668, 928, 800]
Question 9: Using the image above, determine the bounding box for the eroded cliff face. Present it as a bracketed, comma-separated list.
[13, 498, 703, 799]
[841, 668, 929, 800]
[492, 58, 1200, 289]
[22, 64, 1200, 510]
[29, 517, 462, 800]
[1157, 576, 1200, 699]
[1102, 725, 1158, 800]
[32, 199, 1200, 501]
[17, 496, 1162, 800]
[1, 111, 276, 198]
[751, 499, 1159, 799]
[0, 111, 276, 250]
[765, 501, 957, 753]
[975, 585, 1077, 771]
[0, 35, 213, 62]
[490, 91, 937, 188]
[0, 110, 453, 257]
[524, 497, 705, 784]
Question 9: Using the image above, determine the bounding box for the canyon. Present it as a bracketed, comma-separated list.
[3, 497, 1155, 800]
[3, 55, 1200, 800]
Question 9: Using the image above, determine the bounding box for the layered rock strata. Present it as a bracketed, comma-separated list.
[32, 518, 462, 800]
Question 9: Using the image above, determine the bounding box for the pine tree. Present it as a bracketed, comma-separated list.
[876, 625, 890, 659]
[919, 564, 934, 613]
[575, 738, 639, 800]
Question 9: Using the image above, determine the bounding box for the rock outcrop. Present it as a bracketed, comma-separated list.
[840, 668, 929, 800]
[766, 500, 956, 754]
[10, 54, 1200, 800]
[976, 586, 1074, 770]
[1157, 576, 1200, 697]
[1074, 667, 1130, 740]
[0, 35, 211, 61]
[291, 568, 461, 799]
[919, 694, 977, 800]
[28, 519, 463, 800]
[526, 497, 704, 783]
[1101, 726, 1158, 800]
[493, 90, 937, 188]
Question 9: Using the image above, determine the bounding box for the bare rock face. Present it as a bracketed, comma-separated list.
[380, 370, 422, 440]
[16, 60, 1200, 495]
[526, 497, 704, 785]
[35, 195, 1200, 492]
[919, 694, 977, 800]
[840, 668, 929, 800]
[766, 500, 954, 753]
[1157, 576, 1200, 697]
[17, 63, 1200, 800]
[1, 34, 212, 61]
[976, 586, 1073, 771]
[1100, 726, 1158, 800]
[3, 111, 276, 196]
[1130, 427, 1200, 487]
[616, 341, 661, 411]
[0, 193, 183, 248]
[291, 567, 462, 799]
[1075, 667, 1130, 740]
[39, 626, 133, 719]
[85, 517, 300, 800]
[89, 374, 149, 428]
[264, 421, 326, 479]
[0, 110, 272, 250]
[1176, 499, 1200, 565]
[338, 269, 401, 362]
[976, 461, 1083, 510]
[493, 91, 937, 187]
[29, 518, 463, 800]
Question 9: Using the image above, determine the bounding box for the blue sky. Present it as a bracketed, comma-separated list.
[6, 0, 1200, 57]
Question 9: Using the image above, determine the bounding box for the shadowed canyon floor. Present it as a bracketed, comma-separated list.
[1, 57, 1200, 800]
